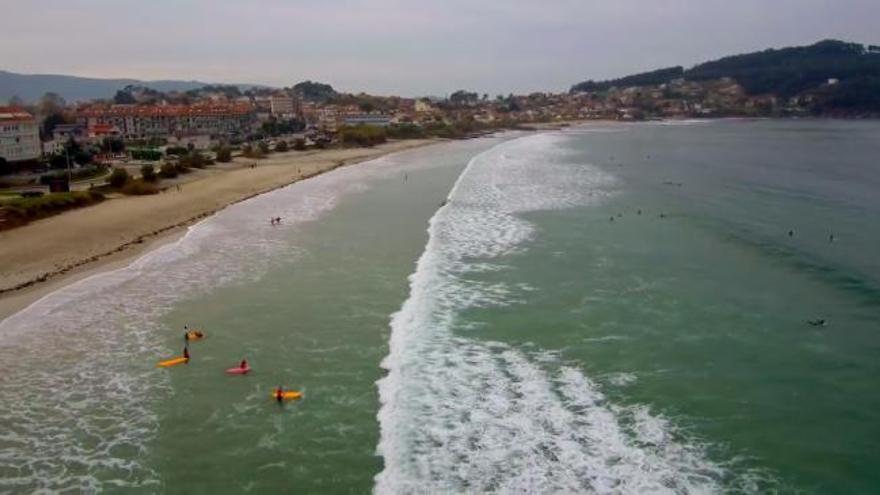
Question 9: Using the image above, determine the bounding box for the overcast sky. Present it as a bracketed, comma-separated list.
[2, 0, 878, 96]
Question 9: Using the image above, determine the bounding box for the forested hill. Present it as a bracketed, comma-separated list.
[571, 40, 880, 110]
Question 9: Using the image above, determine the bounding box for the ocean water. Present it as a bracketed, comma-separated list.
[1, 120, 879, 493]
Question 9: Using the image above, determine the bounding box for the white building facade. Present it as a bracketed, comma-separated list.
[0, 107, 41, 162]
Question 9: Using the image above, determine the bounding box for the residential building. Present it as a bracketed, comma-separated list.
[75, 103, 256, 140]
[0, 107, 40, 162]
[270, 94, 295, 115]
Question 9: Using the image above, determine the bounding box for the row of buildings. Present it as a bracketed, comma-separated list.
[3, 75, 813, 164]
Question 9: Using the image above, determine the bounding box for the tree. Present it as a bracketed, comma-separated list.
[73, 150, 93, 166]
[38, 92, 66, 116]
[108, 167, 130, 188]
[41, 112, 70, 139]
[292, 81, 337, 102]
[113, 90, 137, 104]
[140, 164, 157, 182]
[449, 90, 479, 105]
[102, 137, 125, 153]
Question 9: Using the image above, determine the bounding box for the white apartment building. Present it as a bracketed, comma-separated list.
[76, 103, 256, 140]
[270, 95, 295, 115]
[0, 107, 41, 162]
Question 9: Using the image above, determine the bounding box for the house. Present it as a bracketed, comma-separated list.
[0, 107, 40, 162]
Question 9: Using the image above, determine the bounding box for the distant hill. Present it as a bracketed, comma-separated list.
[0, 70, 265, 103]
[571, 40, 880, 111]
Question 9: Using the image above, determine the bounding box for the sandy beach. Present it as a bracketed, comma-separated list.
[0, 139, 439, 319]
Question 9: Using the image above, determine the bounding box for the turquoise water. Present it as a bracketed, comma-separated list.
[1, 121, 879, 493]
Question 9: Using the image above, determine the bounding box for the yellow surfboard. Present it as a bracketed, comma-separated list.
[271, 391, 303, 401]
[157, 356, 189, 368]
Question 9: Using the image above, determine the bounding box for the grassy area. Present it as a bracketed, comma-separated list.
[0, 191, 105, 231]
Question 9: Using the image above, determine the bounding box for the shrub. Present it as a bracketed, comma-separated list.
[165, 146, 189, 156]
[216, 146, 232, 163]
[140, 164, 157, 182]
[73, 150, 93, 165]
[179, 152, 206, 169]
[386, 123, 426, 139]
[39, 165, 107, 185]
[339, 125, 387, 147]
[107, 167, 130, 188]
[0, 191, 105, 229]
[130, 148, 162, 161]
[258, 141, 271, 154]
[159, 162, 178, 178]
[275, 140, 289, 152]
[293, 138, 307, 151]
[120, 179, 159, 195]
[242, 144, 266, 159]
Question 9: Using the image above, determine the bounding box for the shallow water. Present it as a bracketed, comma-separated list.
[2, 121, 879, 493]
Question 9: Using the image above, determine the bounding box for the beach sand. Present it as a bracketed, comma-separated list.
[0, 139, 439, 319]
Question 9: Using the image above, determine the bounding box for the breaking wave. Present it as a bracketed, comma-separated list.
[376, 133, 736, 493]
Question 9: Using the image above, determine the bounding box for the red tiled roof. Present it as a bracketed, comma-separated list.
[76, 103, 254, 118]
[0, 106, 36, 122]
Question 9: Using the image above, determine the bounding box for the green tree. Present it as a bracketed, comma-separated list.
[113, 90, 137, 104]
[102, 137, 125, 153]
[38, 92, 66, 116]
[41, 112, 70, 139]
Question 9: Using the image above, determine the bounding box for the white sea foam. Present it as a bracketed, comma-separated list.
[376, 133, 732, 493]
[0, 148, 431, 492]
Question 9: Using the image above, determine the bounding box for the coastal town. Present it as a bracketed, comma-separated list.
[2, 38, 877, 232]
[1, 74, 836, 177]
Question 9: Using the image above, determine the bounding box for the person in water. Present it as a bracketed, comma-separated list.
[183, 345, 190, 362]
[274, 385, 284, 403]
[240, 359, 248, 369]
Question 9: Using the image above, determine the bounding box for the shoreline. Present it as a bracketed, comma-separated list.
[0, 139, 441, 321]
